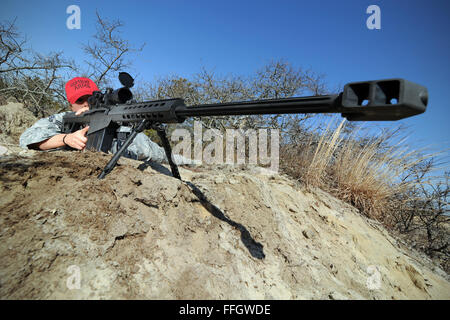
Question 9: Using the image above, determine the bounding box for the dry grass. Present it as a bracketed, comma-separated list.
[281, 118, 432, 224]
[281, 118, 450, 273]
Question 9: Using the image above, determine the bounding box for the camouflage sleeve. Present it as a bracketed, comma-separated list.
[127, 131, 167, 162]
[19, 112, 68, 149]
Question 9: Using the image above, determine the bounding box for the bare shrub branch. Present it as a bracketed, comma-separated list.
[82, 12, 145, 87]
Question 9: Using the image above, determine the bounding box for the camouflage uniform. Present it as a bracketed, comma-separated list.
[19, 112, 193, 164]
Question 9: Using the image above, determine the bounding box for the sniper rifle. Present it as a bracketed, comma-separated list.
[62, 72, 428, 179]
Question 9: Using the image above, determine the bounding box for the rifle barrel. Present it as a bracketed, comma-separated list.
[176, 95, 340, 117]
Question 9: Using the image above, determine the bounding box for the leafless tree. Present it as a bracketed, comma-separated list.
[388, 157, 449, 271]
[141, 60, 333, 134]
[0, 19, 75, 116]
[1, 13, 145, 116]
[82, 12, 145, 88]
[417, 171, 449, 254]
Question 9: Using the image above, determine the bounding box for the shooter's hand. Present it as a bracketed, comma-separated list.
[64, 126, 89, 150]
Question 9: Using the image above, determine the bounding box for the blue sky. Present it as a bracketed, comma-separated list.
[2, 0, 449, 157]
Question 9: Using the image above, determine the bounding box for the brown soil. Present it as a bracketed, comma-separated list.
[1, 150, 449, 299]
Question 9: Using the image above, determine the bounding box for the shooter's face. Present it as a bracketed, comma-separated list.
[70, 94, 91, 113]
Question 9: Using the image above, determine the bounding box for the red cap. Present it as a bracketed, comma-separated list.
[65, 77, 99, 104]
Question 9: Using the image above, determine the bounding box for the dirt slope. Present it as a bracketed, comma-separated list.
[0, 102, 36, 145]
[0, 148, 449, 299]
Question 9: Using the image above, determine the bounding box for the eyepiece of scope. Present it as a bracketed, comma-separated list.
[108, 87, 133, 104]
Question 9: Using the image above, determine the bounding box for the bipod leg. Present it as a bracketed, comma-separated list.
[98, 119, 147, 179]
[154, 124, 181, 180]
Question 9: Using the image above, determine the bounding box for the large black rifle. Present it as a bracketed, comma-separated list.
[62, 72, 428, 179]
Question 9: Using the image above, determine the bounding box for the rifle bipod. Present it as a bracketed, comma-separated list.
[97, 120, 181, 180]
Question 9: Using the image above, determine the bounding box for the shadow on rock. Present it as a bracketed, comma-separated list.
[138, 160, 173, 177]
[185, 181, 265, 260]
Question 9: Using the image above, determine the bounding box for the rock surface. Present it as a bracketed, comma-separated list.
[1, 150, 449, 299]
